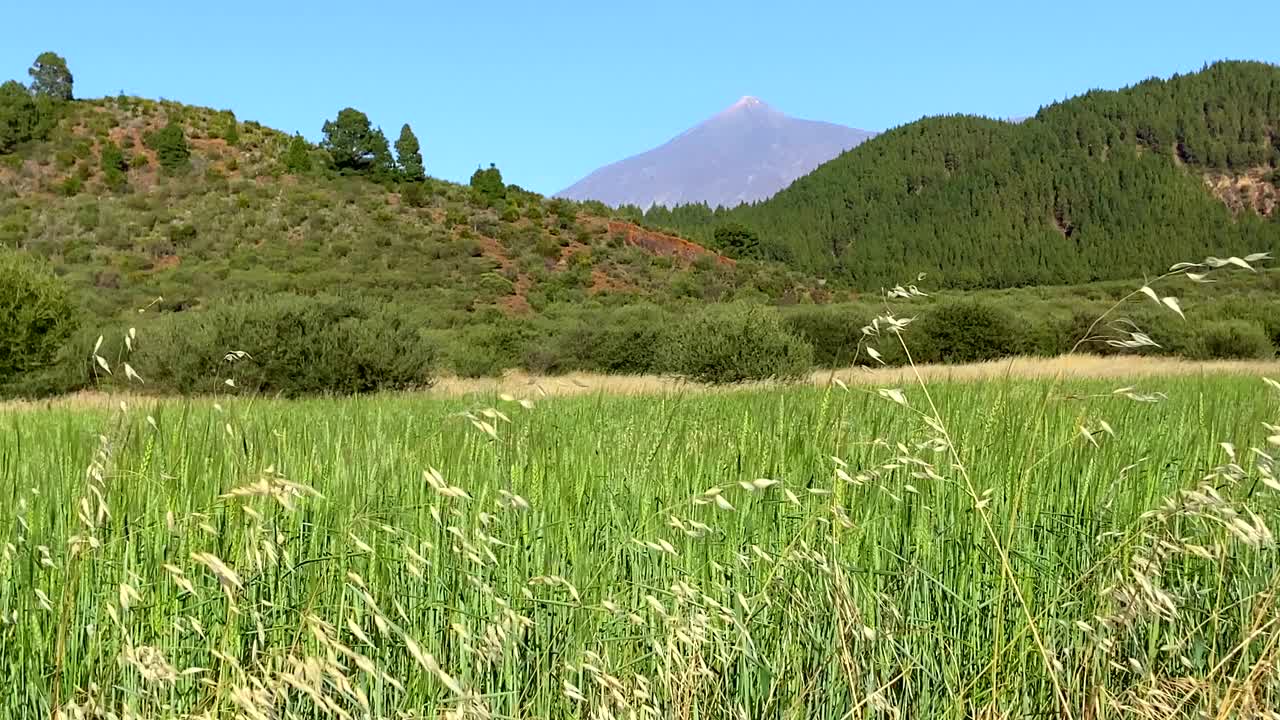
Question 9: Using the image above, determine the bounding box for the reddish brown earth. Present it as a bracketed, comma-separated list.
[605, 221, 735, 267]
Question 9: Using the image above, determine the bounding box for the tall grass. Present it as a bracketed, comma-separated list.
[2, 376, 1278, 718]
[3, 253, 1279, 719]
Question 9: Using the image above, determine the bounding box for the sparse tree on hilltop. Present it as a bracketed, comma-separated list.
[321, 108, 394, 177]
[470, 163, 505, 203]
[368, 127, 395, 180]
[395, 123, 424, 181]
[28, 52, 73, 101]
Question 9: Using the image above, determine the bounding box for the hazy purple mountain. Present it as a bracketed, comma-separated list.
[557, 97, 876, 209]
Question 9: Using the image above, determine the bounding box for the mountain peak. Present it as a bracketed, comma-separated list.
[558, 100, 876, 209]
[721, 95, 779, 118]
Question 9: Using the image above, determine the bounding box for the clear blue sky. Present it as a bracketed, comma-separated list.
[3, 1, 1276, 194]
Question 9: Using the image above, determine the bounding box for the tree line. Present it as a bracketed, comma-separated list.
[641, 61, 1280, 290]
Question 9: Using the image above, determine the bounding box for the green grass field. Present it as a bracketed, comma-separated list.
[3, 377, 1279, 718]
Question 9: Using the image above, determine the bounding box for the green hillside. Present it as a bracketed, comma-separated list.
[0, 98, 819, 322]
[643, 61, 1280, 289]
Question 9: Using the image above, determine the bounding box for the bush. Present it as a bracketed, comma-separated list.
[562, 305, 670, 374]
[400, 181, 429, 208]
[914, 301, 1023, 364]
[0, 250, 78, 388]
[783, 305, 866, 368]
[143, 121, 190, 174]
[660, 303, 813, 384]
[1193, 320, 1275, 360]
[129, 295, 436, 396]
[441, 321, 542, 378]
[100, 140, 128, 191]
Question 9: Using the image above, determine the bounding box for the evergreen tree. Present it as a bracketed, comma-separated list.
[283, 133, 312, 173]
[0, 81, 38, 153]
[99, 139, 127, 191]
[144, 121, 190, 174]
[321, 108, 393, 176]
[470, 164, 506, 203]
[27, 51, 73, 101]
[368, 127, 395, 181]
[395, 123, 425, 181]
[712, 223, 761, 259]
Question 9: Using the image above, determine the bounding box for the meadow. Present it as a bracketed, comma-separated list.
[3, 371, 1279, 718]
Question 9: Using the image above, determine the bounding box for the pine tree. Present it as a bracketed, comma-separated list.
[395, 124, 425, 181]
[27, 52, 73, 101]
[283, 134, 312, 173]
[143, 122, 190, 174]
[321, 108, 389, 175]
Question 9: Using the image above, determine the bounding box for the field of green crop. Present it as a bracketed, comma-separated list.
[3, 376, 1279, 718]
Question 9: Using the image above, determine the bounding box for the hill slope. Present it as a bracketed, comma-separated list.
[558, 97, 875, 209]
[645, 61, 1280, 290]
[0, 96, 823, 324]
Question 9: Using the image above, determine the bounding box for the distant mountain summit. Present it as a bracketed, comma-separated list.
[557, 97, 876, 209]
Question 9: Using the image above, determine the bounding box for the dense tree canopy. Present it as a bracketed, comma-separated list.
[27, 52, 73, 101]
[0, 80, 38, 153]
[648, 61, 1280, 290]
[321, 108, 394, 177]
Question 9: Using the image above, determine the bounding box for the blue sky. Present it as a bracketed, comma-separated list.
[3, 1, 1276, 194]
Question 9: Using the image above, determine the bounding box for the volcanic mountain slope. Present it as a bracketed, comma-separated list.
[558, 96, 876, 210]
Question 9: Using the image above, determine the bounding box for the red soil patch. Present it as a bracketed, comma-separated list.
[589, 268, 635, 295]
[471, 234, 533, 314]
[153, 254, 181, 271]
[605, 221, 735, 267]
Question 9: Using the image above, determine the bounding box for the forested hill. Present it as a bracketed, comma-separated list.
[641, 61, 1280, 290]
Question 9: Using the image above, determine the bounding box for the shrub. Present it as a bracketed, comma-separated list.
[143, 121, 190, 174]
[56, 176, 81, 197]
[441, 321, 542, 378]
[400, 181, 429, 208]
[0, 250, 78, 388]
[100, 140, 127, 191]
[914, 300, 1023, 364]
[1192, 320, 1275, 360]
[130, 295, 436, 396]
[563, 305, 669, 374]
[660, 303, 813, 384]
[782, 306, 867, 368]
